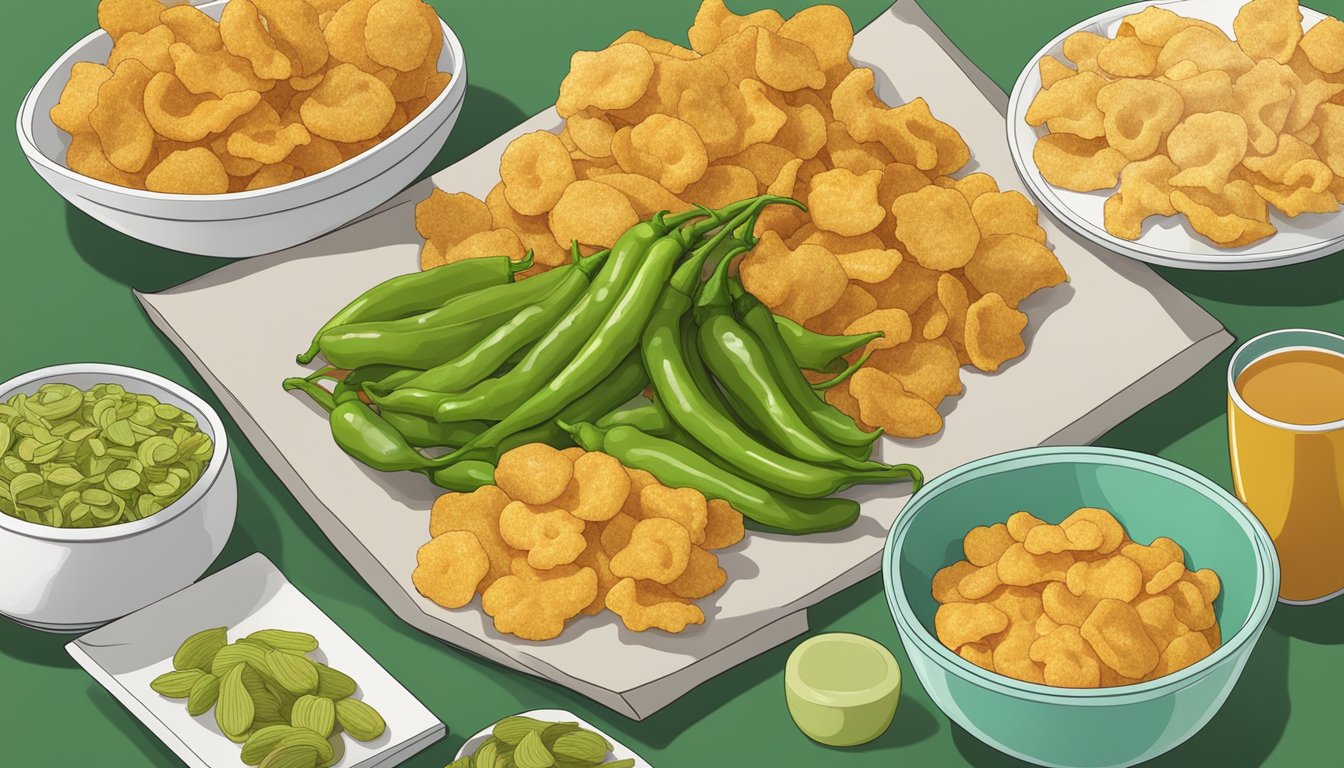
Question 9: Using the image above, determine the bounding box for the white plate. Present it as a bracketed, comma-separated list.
[1006, 0, 1343, 270]
[455, 709, 652, 767]
[66, 553, 444, 768]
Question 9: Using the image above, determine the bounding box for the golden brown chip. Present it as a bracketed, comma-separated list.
[848, 366, 943, 438]
[145, 147, 230, 195]
[963, 293, 1027, 373]
[548, 180, 640, 249]
[963, 234, 1067, 307]
[428, 485, 521, 588]
[300, 63, 395, 142]
[557, 43, 655, 118]
[971, 191, 1046, 244]
[702, 499, 745, 550]
[1300, 17, 1344, 74]
[1025, 71, 1107, 139]
[610, 517, 692, 585]
[630, 114, 709, 193]
[50, 63, 114, 136]
[1096, 79, 1184, 160]
[1171, 180, 1277, 247]
[891, 185, 980, 270]
[1156, 26, 1254, 79]
[364, 0, 435, 72]
[1234, 60, 1299, 154]
[495, 443, 575, 506]
[481, 560, 597, 641]
[108, 24, 175, 74]
[88, 59, 156, 174]
[739, 231, 848, 324]
[412, 531, 489, 609]
[99, 0, 165, 41]
[444, 228, 525, 266]
[667, 547, 727, 600]
[65, 132, 144, 187]
[221, 0, 293, 80]
[1033, 133, 1129, 192]
[806, 168, 884, 237]
[160, 4, 223, 52]
[1233, 0, 1303, 64]
[605, 578, 705, 634]
[802, 230, 902, 283]
[1038, 55, 1076, 89]
[498, 500, 587, 571]
[1103, 155, 1179, 240]
[415, 188, 492, 252]
[1096, 35, 1160, 78]
[500, 131, 576, 216]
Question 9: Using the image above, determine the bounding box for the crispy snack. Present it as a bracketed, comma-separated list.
[1029, 0, 1343, 248]
[606, 578, 706, 633]
[481, 560, 598, 641]
[412, 531, 490, 609]
[55, 0, 448, 193]
[494, 442, 574, 505]
[498, 501, 587, 571]
[610, 518, 692, 585]
[934, 507, 1221, 688]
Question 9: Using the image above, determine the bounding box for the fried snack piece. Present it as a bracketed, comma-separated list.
[1024, 71, 1107, 139]
[481, 560, 598, 641]
[971, 191, 1047, 244]
[1103, 155, 1178, 240]
[144, 72, 262, 144]
[498, 501, 587, 571]
[1081, 599, 1160, 680]
[703, 499, 746, 550]
[610, 518, 692, 585]
[89, 59, 157, 174]
[300, 63, 396, 142]
[640, 484, 709, 545]
[935, 602, 1009, 649]
[891, 185, 979, 270]
[1299, 17, 1344, 74]
[415, 189, 492, 253]
[412, 531, 489, 609]
[606, 578, 705, 633]
[808, 168, 885, 237]
[848, 366, 942, 439]
[428, 485, 521, 589]
[1030, 625, 1103, 688]
[1233, 0, 1303, 64]
[50, 63, 113, 135]
[1033, 134, 1129, 192]
[554, 451, 630, 523]
[549, 180, 640, 250]
[667, 547, 727, 599]
[1096, 79, 1183, 160]
[557, 43, 655, 118]
[495, 443, 574, 506]
[963, 234, 1067, 308]
[963, 293, 1027, 373]
[146, 147, 230, 194]
[1171, 181, 1276, 247]
[501, 131, 576, 216]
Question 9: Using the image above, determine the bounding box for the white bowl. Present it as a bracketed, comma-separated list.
[15, 0, 467, 258]
[0, 364, 237, 632]
[1006, 0, 1343, 271]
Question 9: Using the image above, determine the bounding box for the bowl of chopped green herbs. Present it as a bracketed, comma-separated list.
[0, 363, 235, 632]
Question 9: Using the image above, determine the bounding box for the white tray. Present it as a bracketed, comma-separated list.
[1006, 0, 1343, 270]
[67, 554, 445, 768]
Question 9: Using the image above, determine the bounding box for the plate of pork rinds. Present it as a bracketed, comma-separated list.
[1008, 0, 1344, 270]
[413, 0, 1069, 446]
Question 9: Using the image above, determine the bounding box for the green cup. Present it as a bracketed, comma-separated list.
[883, 447, 1279, 768]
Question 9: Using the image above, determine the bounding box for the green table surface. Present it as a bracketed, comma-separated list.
[3, 1, 1342, 766]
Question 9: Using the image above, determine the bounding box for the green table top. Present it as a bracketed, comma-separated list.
[3, 1, 1342, 766]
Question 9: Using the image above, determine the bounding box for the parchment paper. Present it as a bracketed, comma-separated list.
[137, 0, 1231, 719]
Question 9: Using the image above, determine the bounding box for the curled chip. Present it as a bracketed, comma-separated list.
[868, 338, 961, 405]
[1096, 79, 1183, 160]
[807, 168, 884, 237]
[612, 29, 698, 61]
[1062, 507, 1126, 554]
[932, 560, 977, 603]
[605, 578, 705, 634]
[957, 564, 1001, 600]
[963, 234, 1068, 308]
[871, 98, 971, 176]
[50, 62, 113, 135]
[1067, 556, 1144, 604]
[640, 484, 709, 545]
[891, 185, 980, 270]
[807, 283, 876, 336]
[1025, 520, 1103, 555]
[668, 547, 727, 599]
[610, 518, 692, 585]
[498, 501, 587, 571]
[567, 110, 616, 158]
[630, 115, 709, 193]
[1081, 599, 1160, 680]
[1145, 560, 1187, 595]
[1300, 17, 1344, 74]
[221, 0, 294, 80]
[703, 499, 745, 550]
[848, 367, 943, 439]
[66, 133, 143, 187]
[549, 180, 640, 249]
[557, 43, 655, 118]
[680, 166, 757, 211]
[495, 443, 575, 506]
[146, 147, 230, 195]
[89, 58, 156, 174]
[481, 560, 597, 641]
[802, 230, 902, 284]
[558, 451, 630, 523]
[1062, 30, 1107, 73]
[998, 543, 1073, 586]
[1171, 181, 1276, 247]
[99, 0, 165, 41]
[1007, 511, 1046, 542]
[1233, 0, 1303, 64]
[1103, 155, 1178, 240]
[160, 4, 223, 53]
[1096, 36, 1160, 78]
[500, 131, 576, 216]
[755, 29, 825, 92]
[1033, 133, 1129, 192]
[963, 292, 1026, 373]
[1024, 71, 1107, 139]
[601, 513, 639, 556]
[300, 63, 396, 142]
[971, 191, 1047, 244]
[428, 485, 521, 588]
[169, 42, 274, 98]
[224, 103, 312, 165]
[485, 183, 569, 268]
[412, 531, 489, 609]
[1233, 60, 1298, 155]
[1038, 55, 1076, 89]
[1118, 6, 1220, 47]
[844, 309, 913, 353]
[108, 24, 175, 74]
[935, 602, 1009, 650]
[1155, 26, 1253, 79]
[739, 231, 848, 324]
[940, 172, 999, 206]
[1157, 67, 1234, 119]
[1134, 594, 1190, 651]
[415, 189, 492, 251]
[595, 173, 688, 219]
[575, 525, 619, 615]
[323, 0, 379, 71]
[365, 0, 435, 72]
[1030, 625, 1103, 688]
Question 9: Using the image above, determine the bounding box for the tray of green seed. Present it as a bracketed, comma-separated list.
[454, 710, 651, 768]
[66, 553, 444, 768]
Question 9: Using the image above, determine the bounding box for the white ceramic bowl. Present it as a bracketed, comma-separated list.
[15, 0, 467, 258]
[0, 364, 237, 633]
[1006, 0, 1342, 270]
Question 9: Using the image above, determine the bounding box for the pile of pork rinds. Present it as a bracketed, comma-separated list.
[412, 444, 745, 642]
[51, 0, 449, 193]
[934, 507, 1223, 688]
[414, 0, 1069, 440]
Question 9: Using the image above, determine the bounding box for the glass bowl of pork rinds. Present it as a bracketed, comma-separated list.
[18, 0, 465, 258]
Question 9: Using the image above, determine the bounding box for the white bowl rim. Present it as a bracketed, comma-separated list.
[883, 445, 1281, 704]
[0, 363, 230, 543]
[15, 0, 466, 204]
[1003, 0, 1343, 271]
[1227, 329, 1344, 433]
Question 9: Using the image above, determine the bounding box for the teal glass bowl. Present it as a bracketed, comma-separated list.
[883, 447, 1279, 768]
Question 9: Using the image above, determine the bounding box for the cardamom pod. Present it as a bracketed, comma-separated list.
[246, 629, 319, 653]
[551, 731, 611, 765]
[186, 673, 220, 716]
[291, 694, 336, 738]
[150, 669, 204, 698]
[211, 641, 270, 677]
[602, 760, 635, 768]
[265, 649, 319, 695]
[258, 744, 319, 768]
[313, 663, 356, 700]
[541, 722, 581, 750]
[241, 725, 300, 766]
[493, 716, 551, 746]
[474, 740, 501, 768]
[513, 731, 555, 768]
[277, 729, 335, 764]
[334, 698, 385, 742]
[216, 663, 256, 738]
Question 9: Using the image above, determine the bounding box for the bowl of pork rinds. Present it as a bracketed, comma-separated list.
[16, 0, 466, 258]
[883, 446, 1279, 768]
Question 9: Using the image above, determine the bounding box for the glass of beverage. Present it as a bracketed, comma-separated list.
[1227, 329, 1344, 604]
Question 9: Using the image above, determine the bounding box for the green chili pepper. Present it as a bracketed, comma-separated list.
[329, 365, 422, 404]
[283, 377, 336, 413]
[381, 412, 488, 449]
[642, 211, 921, 498]
[772, 314, 881, 373]
[695, 256, 876, 469]
[297, 253, 532, 364]
[733, 282, 883, 453]
[329, 400, 452, 472]
[316, 250, 602, 370]
[422, 460, 496, 492]
[564, 422, 864, 533]
[811, 349, 874, 390]
[595, 400, 675, 437]
[376, 252, 599, 395]
[369, 202, 744, 423]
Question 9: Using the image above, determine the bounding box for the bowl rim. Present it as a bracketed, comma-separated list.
[15, 0, 466, 204]
[882, 445, 1280, 704]
[785, 632, 903, 708]
[0, 363, 230, 543]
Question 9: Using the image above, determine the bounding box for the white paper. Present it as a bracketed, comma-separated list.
[136, 0, 1229, 720]
[67, 554, 444, 768]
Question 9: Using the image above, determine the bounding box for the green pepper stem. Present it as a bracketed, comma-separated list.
[811, 346, 878, 390]
[509, 250, 535, 274]
[695, 239, 742, 313]
[283, 377, 336, 413]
